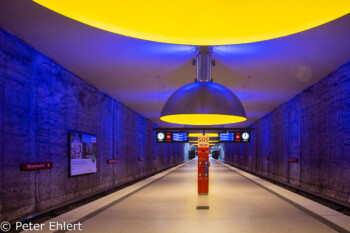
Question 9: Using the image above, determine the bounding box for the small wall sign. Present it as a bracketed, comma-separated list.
[21, 162, 53, 171]
[288, 158, 299, 163]
[107, 159, 118, 164]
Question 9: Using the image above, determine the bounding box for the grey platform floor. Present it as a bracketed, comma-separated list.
[29, 159, 350, 233]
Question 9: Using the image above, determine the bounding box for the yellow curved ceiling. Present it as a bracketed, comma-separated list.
[33, 1, 350, 45]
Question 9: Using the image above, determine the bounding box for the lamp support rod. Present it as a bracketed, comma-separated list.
[196, 46, 212, 82]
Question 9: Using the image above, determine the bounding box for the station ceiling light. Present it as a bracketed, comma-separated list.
[33, 0, 349, 45]
[160, 47, 246, 125]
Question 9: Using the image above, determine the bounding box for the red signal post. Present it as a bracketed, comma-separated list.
[197, 136, 209, 194]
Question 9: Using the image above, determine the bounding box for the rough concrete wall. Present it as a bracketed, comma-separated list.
[0, 28, 186, 221]
[223, 61, 350, 205]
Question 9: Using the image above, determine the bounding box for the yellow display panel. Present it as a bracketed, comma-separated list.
[161, 114, 246, 125]
[33, 0, 349, 45]
[189, 133, 218, 137]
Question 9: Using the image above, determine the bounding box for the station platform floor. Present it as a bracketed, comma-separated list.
[31, 159, 350, 233]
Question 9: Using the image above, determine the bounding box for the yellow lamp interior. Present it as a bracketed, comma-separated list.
[33, 0, 350, 45]
[160, 114, 246, 125]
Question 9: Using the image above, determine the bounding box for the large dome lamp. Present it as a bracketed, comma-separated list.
[160, 47, 246, 125]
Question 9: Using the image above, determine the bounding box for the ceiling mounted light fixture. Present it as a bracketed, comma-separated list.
[160, 47, 246, 125]
[33, 0, 350, 45]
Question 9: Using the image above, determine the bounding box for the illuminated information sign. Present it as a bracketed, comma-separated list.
[219, 133, 234, 142]
[219, 132, 250, 143]
[156, 131, 188, 143]
[172, 133, 188, 142]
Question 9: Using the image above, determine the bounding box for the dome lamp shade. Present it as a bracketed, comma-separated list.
[160, 81, 246, 125]
[160, 47, 246, 126]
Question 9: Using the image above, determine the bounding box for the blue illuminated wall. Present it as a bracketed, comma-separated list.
[0, 28, 186, 222]
[223, 61, 350, 205]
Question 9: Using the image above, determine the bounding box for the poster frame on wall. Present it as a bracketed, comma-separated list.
[68, 130, 97, 177]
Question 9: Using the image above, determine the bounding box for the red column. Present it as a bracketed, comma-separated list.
[198, 147, 209, 194]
